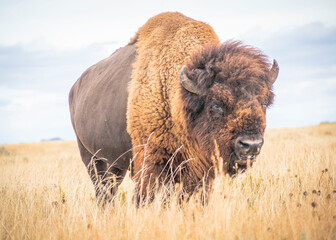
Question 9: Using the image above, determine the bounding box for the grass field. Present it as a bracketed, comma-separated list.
[1, 123, 336, 239]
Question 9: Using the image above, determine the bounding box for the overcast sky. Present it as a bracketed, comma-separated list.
[0, 0, 335, 143]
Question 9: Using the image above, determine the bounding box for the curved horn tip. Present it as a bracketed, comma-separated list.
[273, 59, 279, 69]
[270, 59, 279, 84]
[179, 65, 204, 95]
[180, 65, 186, 78]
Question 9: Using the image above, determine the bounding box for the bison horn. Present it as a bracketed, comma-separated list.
[269, 59, 279, 84]
[180, 66, 206, 95]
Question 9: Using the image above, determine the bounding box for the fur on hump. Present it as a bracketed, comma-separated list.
[126, 12, 220, 182]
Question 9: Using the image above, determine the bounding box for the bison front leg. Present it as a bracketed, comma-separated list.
[132, 148, 173, 204]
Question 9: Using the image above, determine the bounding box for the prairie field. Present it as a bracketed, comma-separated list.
[1, 123, 336, 239]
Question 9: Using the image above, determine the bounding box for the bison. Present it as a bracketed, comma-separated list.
[69, 12, 279, 201]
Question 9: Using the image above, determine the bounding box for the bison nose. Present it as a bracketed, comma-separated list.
[234, 136, 264, 157]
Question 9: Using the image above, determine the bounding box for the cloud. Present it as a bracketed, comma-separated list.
[0, 40, 118, 90]
[0, 41, 119, 143]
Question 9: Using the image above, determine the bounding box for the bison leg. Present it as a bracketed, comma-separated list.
[76, 137, 124, 202]
[132, 148, 174, 204]
[103, 166, 127, 196]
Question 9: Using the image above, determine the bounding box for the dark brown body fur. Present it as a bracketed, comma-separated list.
[69, 44, 135, 199]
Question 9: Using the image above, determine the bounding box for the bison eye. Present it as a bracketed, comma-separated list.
[211, 104, 223, 114]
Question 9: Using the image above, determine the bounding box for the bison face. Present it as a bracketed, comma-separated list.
[180, 42, 279, 175]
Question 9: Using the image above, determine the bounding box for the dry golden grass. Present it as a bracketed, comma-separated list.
[1, 123, 336, 239]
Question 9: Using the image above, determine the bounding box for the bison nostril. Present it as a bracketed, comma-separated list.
[235, 136, 264, 156]
[239, 140, 249, 149]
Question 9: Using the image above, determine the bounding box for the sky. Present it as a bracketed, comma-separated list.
[0, 0, 335, 143]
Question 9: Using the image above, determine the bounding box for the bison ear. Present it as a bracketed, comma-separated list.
[180, 66, 206, 95]
[269, 59, 279, 84]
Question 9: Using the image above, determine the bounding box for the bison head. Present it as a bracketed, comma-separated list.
[180, 41, 279, 175]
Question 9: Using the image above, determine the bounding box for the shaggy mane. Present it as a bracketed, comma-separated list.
[185, 41, 273, 92]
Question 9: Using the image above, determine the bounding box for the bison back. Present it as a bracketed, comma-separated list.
[69, 44, 136, 170]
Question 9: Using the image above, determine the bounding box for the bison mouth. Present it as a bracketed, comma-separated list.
[228, 153, 257, 175]
[227, 134, 264, 175]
